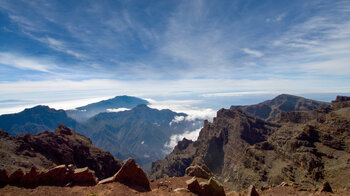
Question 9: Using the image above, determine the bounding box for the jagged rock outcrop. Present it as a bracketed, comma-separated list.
[230, 94, 329, 121]
[0, 124, 123, 180]
[151, 96, 350, 191]
[98, 158, 151, 192]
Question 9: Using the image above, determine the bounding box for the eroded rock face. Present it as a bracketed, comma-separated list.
[151, 96, 350, 191]
[0, 124, 123, 180]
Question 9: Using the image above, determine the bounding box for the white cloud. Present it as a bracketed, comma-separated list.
[169, 115, 185, 125]
[146, 98, 216, 121]
[163, 127, 202, 153]
[0, 52, 57, 72]
[242, 48, 264, 58]
[201, 91, 278, 97]
[106, 108, 130, 113]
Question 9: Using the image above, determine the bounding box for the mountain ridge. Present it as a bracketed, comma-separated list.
[150, 95, 350, 191]
[230, 94, 329, 121]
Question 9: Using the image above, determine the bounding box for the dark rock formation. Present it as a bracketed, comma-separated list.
[0, 124, 123, 180]
[320, 181, 333, 193]
[186, 177, 201, 194]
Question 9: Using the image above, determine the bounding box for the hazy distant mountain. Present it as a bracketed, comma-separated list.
[230, 94, 329, 121]
[0, 105, 89, 136]
[85, 104, 202, 171]
[66, 95, 149, 122]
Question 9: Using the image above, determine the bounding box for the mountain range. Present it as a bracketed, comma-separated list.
[1, 94, 350, 195]
[66, 95, 149, 122]
[0, 96, 202, 171]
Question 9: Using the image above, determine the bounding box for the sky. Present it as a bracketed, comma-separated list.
[1, 0, 350, 114]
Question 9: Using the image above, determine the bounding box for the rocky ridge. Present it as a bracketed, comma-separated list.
[151, 95, 350, 191]
[230, 94, 329, 121]
[0, 124, 123, 180]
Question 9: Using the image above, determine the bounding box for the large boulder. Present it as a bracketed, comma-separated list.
[185, 165, 212, 179]
[186, 177, 201, 193]
[42, 165, 71, 186]
[99, 158, 151, 192]
[72, 167, 97, 186]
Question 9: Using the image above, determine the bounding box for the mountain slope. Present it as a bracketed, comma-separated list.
[230, 94, 329, 121]
[85, 104, 202, 170]
[66, 95, 149, 122]
[151, 96, 350, 191]
[0, 105, 89, 136]
[0, 124, 123, 180]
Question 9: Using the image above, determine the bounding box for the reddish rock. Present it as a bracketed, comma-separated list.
[8, 169, 24, 184]
[185, 165, 212, 179]
[0, 169, 9, 187]
[186, 177, 201, 193]
[113, 158, 151, 192]
[20, 167, 42, 187]
[72, 167, 97, 186]
[247, 185, 260, 196]
[43, 165, 71, 186]
[320, 181, 333, 193]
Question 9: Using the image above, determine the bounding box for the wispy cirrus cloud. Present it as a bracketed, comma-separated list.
[242, 48, 264, 58]
[0, 52, 56, 72]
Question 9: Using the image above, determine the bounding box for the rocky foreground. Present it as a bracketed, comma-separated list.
[0, 173, 349, 196]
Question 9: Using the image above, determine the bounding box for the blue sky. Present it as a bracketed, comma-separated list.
[0, 0, 350, 114]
